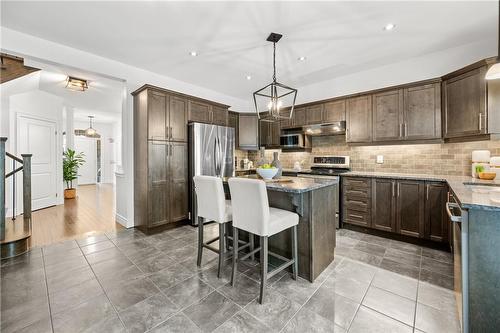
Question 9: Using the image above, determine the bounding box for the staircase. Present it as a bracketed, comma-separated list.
[1, 53, 40, 84]
[1, 137, 33, 258]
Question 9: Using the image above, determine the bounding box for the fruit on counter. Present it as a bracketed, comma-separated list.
[475, 165, 485, 174]
[259, 164, 276, 169]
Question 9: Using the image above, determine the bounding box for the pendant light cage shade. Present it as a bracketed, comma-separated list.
[253, 81, 297, 122]
[84, 116, 99, 138]
[253, 32, 298, 122]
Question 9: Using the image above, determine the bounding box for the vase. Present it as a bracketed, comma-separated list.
[271, 152, 282, 178]
[255, 147, 267, 168]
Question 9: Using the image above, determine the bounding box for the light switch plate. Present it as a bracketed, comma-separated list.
[376, 155, 384, 164]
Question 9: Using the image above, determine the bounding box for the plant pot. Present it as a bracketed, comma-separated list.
[64, 188, 76, 199]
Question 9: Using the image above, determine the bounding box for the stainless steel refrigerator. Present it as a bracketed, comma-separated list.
[188, 122, 235, 225]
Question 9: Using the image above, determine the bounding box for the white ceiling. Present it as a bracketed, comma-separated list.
[29, 60, 124, 123]
[1, 1, 497, 102]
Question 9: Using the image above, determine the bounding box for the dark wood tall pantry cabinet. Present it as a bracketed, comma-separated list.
[133, 85, 189, 229]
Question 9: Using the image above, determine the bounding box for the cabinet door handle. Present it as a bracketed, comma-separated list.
[349, 213, 364, 219]
[399, 124, 403, 137]
[479, 114, 482, 131]
[392, 181, 395, 197]
[397, 182, 400, 197]
[404, 123, 407, 137]
[426, 184, 430, 201]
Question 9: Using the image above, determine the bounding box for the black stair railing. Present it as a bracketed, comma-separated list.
[1, 137, 32, 241]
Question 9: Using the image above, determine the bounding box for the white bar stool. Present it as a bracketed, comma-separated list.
[193, 175, 253, 278]
[228, 177, 299, 304]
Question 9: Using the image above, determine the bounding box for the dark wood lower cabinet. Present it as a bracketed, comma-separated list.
[396, 180, 425, 238]
[371, 178, 396, 232]
[424, 182, 448, 242]
[343, 176, 448, 244]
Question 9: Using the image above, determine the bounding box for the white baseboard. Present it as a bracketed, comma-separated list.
[115, 213, 130, 228]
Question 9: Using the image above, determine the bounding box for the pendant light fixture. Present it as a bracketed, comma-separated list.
[253, 33, 297, 122]
[85, 116, 98, 137]
[486, 1, 500, 80]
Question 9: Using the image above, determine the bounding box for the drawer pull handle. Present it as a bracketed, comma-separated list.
[349, 213, 364, 219]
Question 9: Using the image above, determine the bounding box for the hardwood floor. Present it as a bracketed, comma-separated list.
[29, 184, 123, 246]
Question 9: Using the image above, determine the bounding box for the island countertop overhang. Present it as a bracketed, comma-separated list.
[223, 175, 339, 194]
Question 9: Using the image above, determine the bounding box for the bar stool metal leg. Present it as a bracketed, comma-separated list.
[249, 234, 255, 261]
[197, 217, 204, 267]
[218, 223, 225, 278]
[231, 227, 239, 286]
[259, 236, 268, 304]
[224, 223, 230, 251]
[292, 225, 298, 280]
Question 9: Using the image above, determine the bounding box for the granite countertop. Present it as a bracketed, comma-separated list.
[227, 175, 338, 194]
[235, 168, 312, 174]
[340, 171, 500, 211]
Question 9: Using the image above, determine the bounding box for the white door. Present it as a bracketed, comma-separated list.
[17, 116, 57, 211]
[74, 136, 97, 185]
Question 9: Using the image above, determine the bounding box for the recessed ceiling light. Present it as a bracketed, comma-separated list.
[246, 75, 252, 80]
[189, 51, 198, 57]
[298, 56, 306, 61]
[383, 23, 396, 31]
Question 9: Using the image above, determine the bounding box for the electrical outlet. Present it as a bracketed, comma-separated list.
[376, 155, 384, 164]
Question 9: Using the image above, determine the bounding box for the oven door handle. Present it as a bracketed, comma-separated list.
[446, 202, 463, 223]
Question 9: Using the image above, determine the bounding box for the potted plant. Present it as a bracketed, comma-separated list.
[63, 148, 85, 199]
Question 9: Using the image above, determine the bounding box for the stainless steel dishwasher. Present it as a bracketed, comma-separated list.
[446, 192, 469, 333]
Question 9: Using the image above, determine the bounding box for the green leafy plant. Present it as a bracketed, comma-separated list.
[63, 148, 85, 189]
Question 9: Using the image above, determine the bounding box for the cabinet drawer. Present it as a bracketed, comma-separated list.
[344, 209, 371, 226]
[343, 177, 371, 189]
[344, 198, 371, 212]
[344, 187, 371, 199]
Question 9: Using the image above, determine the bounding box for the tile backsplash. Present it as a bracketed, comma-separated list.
[246, 135, 500, 176]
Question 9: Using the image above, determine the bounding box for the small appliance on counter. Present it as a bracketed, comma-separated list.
[490, 156, 500, 178]
[298, 155, 350, 228]
[471, 150, 491, 178]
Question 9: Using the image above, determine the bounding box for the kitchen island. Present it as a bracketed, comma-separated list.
[224, 176, 338, 282]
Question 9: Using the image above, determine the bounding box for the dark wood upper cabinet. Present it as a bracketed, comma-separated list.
[259, 118, 280, 148]
[346, 95, 372, 143]
[147, 91, 168, 141]
[372, 178, 396, 232]
[424, 182, 448, 243]
[188, 101, 211, 124]
[396, 180, 425, 238]
[404, 83, 441, 140]
[280, 109, 293, 129]
[443, 66, 487, 138]
[306, 104, 324, 125]
[228, 112, 239, 148]
[212, 106, 228, 126]
[293, 108, 307, 127]
[169, 96, 188, 142]
[323, 100, 346, 122]
[372, 89, 404, 142]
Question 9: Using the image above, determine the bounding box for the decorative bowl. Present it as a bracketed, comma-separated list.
[256, 167, 278, 180]
[478, 172, 497, 180]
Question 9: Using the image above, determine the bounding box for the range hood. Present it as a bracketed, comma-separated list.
[303, 121, 346, 136]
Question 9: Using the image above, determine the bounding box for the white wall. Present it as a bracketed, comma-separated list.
[6, 90, 64, 216]
[74, 120, 118, 184]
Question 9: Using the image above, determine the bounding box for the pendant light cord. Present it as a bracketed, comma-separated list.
[273, 41, 277, 83]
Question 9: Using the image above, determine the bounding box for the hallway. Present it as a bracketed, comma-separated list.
[30, 184, 122, 246]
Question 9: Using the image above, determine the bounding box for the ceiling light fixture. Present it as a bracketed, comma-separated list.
[246, 75, 252, 80]
[85, 116, 98, 138]
[66, 76, 88, 92]
[486, 1, 500, 80]
[189, 51, 198, 57]
[253, 32, 297, 122]
[383, 23, 396, 31]
[298, 56, 306, 61]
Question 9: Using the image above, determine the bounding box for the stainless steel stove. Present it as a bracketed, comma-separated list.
[299, 156, 350, 228]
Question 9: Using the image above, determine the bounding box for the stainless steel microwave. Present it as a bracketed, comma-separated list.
[280, 133, 306, 148]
